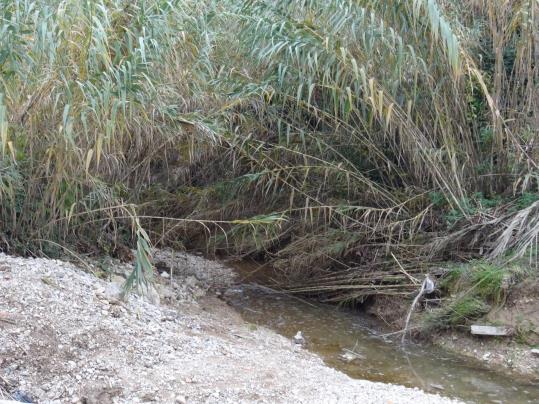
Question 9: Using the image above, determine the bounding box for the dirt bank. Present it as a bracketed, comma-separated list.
[431, 277, 539, 380]
[365, 283, 539, 380]
[0, 253, 459, 403]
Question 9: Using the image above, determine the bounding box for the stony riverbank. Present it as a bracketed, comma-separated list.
[0, 253, 460, 403]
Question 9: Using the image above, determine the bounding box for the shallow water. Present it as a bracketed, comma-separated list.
[227, 262, 539, 404]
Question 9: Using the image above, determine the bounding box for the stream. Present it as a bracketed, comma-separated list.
[226, 261, 539, 404]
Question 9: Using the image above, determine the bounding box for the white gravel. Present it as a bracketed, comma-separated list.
[0, 253, 461, 403]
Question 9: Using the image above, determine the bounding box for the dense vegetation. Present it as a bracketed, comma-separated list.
[0, 0, 537, 310]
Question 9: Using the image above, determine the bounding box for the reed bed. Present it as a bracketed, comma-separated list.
[0, 0, 537, 302]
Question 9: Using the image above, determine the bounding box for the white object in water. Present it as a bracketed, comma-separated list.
[339, 349, 364, 363]
[293, 331, 305, 345]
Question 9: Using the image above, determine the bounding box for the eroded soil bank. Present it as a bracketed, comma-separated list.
[366, 282, 539, 380]
[0, 252, 459, 404]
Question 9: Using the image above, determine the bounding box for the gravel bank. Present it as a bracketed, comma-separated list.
[0, 253, 460, 403]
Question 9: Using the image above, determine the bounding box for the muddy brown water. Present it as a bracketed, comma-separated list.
[227, 261, 539, 404]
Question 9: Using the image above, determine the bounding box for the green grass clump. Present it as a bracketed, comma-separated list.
[445, 296, 491, 326]
[423, 296, 490, 330]
[441, 261, 514, 303]
[470, 263, 507, 304]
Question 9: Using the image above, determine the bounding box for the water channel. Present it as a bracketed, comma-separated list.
[226, 261, 539, 404]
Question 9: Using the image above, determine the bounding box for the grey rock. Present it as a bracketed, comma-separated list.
[470, 325, 512, 336]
